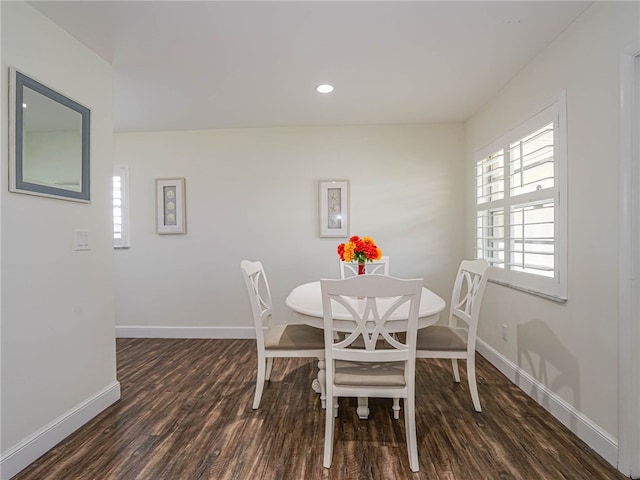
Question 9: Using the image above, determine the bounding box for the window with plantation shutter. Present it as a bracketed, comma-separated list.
[113, 165, 131, 249]
[475, 93, 567, 301]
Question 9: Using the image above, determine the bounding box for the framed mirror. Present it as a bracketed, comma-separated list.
[9, 68, 90, 202]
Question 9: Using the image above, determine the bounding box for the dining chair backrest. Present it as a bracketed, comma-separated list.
[339, 256, 390, 279]
[240, 260, 273, 346]
[448, 258, 489, 352]
[321, 274, 422, 375]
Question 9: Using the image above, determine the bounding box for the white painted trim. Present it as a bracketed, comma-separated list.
[476, 340, 618, 467]
[618, 41, 640, 478]
[115, 325, 256, 339]
[0, 382, 121, 480]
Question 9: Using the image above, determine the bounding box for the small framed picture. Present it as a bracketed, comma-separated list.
[319, 180, 349, 237]
[156, 177, 186, 234]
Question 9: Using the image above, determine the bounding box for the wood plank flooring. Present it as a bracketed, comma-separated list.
[13, 338, 625, 479]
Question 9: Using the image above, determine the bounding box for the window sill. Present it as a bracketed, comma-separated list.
[488, 278, 567, 303]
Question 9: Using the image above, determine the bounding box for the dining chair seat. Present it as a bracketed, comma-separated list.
[416, 326, 467, 351]
[264, 324, 325, 350]
[335, 360, 405, 387]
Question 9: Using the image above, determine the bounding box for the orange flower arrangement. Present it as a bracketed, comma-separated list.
[337, 235, 382, 264]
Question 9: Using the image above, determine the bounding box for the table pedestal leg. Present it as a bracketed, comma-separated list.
[357, 397, 369, 419]
[311, 357, 326, 409]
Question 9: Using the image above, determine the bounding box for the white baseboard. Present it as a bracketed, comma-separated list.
[115, 325, 256, 339]
[0, 381, 121, 480]
[476, 339, 618, 468]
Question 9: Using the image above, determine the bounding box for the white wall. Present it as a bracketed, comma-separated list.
[466, 1, 639, 465]
[114, 125, 465, 336]
[0, 3, 119, 478]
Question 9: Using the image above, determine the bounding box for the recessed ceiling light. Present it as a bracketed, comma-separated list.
[316, 84, 334, 94]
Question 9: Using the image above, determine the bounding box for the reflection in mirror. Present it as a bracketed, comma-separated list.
[9, 68, 90, 202]
[22, 87, 83, 191]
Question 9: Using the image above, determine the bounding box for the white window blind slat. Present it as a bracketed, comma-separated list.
[509, 122, 555, 197]
[476, 149, 505, 204]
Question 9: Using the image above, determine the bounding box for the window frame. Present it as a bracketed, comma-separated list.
[475, 92, 567, 301]
[113, 165, 131, 249]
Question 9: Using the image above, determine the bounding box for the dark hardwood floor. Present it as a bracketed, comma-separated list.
[13, 338, 625, 480]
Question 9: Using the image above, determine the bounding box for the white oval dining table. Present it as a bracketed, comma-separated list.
[285, 280, 446, 419]
[286, 280, 446, 330]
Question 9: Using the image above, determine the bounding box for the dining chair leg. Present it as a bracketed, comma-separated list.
[356, 397, 370, 419]
[323, 394, 335, 468]
[392, 397, 400, 420]
[451, 358, 461, 383]
[466, 355, 482, 412]
[265, 357, 274, 381]
[405, 393, 419, 472]
[252, 357, 266, 409]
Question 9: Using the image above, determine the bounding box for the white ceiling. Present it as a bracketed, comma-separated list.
[29, 1, 592, 133]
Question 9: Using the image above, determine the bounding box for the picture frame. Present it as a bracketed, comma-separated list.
[9, 67, 91, 203]
[319, 180, 349, 237]
[156, 177, 186, 234]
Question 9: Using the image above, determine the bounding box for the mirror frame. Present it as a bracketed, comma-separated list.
[9, 67, 91, 202]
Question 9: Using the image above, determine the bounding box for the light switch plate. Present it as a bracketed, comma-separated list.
[75, 230, 90, 251]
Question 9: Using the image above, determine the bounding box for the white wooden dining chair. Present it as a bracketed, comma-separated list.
[240, 260, 325, 409]
[416, 258, 489, 412]
[320, 274, 423, 472]
[340, 256, 390, 278]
